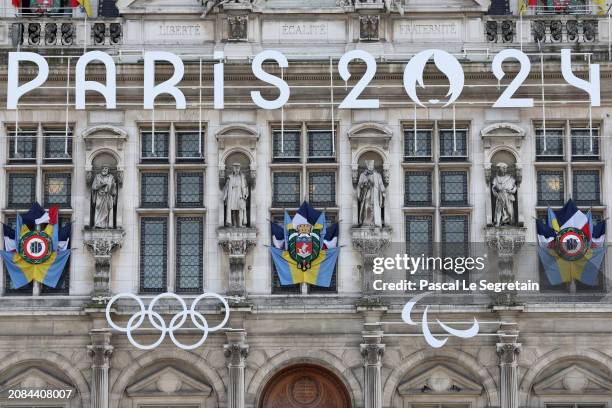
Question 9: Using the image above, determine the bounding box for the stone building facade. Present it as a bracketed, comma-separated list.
[0, 0, 611, 407]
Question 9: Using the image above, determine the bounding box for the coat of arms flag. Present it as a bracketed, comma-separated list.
[270, 202, 339, 287]
[1, 203, 71, 289]
[536, 199, 606, 286]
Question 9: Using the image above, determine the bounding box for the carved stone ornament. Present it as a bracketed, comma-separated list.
[360, 15, 379, 41]
[218, 227, 257, 297]
[228, 15, 248, 41]
[496, 342, 521, 365]
[224, 342, 249, 366]
[83, 228, 125, 301]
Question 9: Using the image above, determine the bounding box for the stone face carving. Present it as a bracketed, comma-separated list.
[91, 167, 117, 229]
[491, 163, 517, 227]
[357, 160, 386, 227]
[338, 0, 404, 14]
[223, 163, 249, 227]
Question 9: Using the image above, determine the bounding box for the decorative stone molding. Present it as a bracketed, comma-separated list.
[218, 227, 257, 297]
[88, 330, 113, 408]
[481, 122, 525, 151]
[82, 125, 128, 151]
[83, 228, 125, 301]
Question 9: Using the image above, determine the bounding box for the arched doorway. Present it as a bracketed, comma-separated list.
[259, 364, 352, 408]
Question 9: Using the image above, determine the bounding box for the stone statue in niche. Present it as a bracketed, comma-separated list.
[357, 160, 386, 227]
[223, 163, 249, 227]
[491, 162, 517, 227]
[91, 166, 117, 229]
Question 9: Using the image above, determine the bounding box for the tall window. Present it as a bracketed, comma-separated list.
[270, 123, 339, 294]
[139, 124, 206, 293]
[402, 121, 471, 290]
[534, 121, 604, 294]
[3, 123, 74, 296]
[535, 122, 602, 206]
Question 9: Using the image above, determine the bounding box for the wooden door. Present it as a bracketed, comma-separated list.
[259, 364, 351, 408]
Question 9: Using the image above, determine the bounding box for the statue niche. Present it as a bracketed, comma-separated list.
[87, 152, 121, 229]
[222, 152, 251, 227]
[489, 151, 520, 227]
[356, 151, 386, 227]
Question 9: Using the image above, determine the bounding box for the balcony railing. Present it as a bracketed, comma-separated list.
[8, 18, 122, 48]
[485, 15, 598, 44]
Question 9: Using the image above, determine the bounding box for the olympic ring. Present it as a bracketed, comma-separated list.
[105, 292, 230, 350]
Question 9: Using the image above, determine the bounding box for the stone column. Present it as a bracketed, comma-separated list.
[224, 331, 249, 408]
[88, 329, 113, 408]
[497, 328, 521, 408]
[83, 228, 125, 301]
[361, 331, 385, 408]
[218, 228, 257, 298]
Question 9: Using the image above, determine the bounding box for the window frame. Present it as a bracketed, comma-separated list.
[175, 172, 204, 208]
[537, 170, 565, 206]
[139, 217, 169, 294]
[175, 217, 204, 294]
[43, 172, 72, 209]
[404, 171, 433, 207]
[140, 172, 170, 208]
[7, 173, 37, 209]
[440, 171, 469, 207]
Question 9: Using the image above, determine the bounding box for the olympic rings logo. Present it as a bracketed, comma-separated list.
[105, 292, 230, 351]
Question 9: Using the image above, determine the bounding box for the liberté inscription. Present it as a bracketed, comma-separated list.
[159, 24, 201, 37]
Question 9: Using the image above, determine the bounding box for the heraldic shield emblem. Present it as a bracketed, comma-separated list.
[288, 223, 322, 271]
[269, 202, 340, 287]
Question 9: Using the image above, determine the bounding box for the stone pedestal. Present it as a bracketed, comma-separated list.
[224, 330, 249, 408]
[352, 226, 391, 303]
[87, 329, 113, 408]
[361, 331, 385, 408]
[83, 228, 125, 302]
[497, 325, 521, 408]
[218, 227, 257, 297]
[485, 226, 526, 306]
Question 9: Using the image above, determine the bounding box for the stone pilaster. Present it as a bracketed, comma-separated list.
[87, 329, 113, 408]
[218, 227, 257, 298]
[361, 331, 385, 408]
[83, 228, 125, 302]
[224, 331, 249, 408]
[497, 328, 521, 408]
